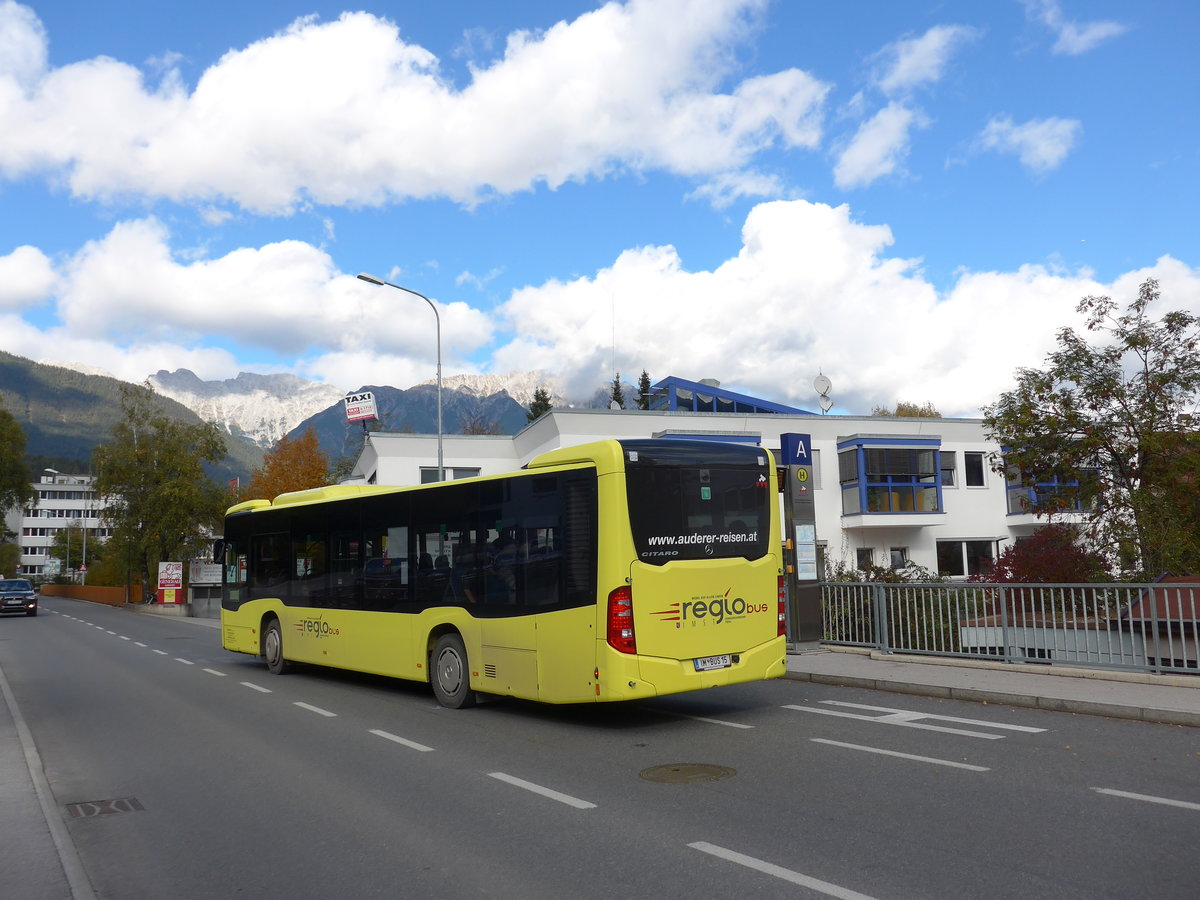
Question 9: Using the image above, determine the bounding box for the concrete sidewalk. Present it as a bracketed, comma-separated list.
[785, 645, 1200, 727]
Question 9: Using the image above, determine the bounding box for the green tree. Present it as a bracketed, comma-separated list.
[527, 387, 553, 423]
[984, 278, 1200, 578]
[93, 383, 228, 601]
[48, 523, 105, 578]
[637, 370, 652, 410]
[609, 372, 625, 409]
[0, 401, 34, 515]
[245, 427, 329, 499]
[872, 401, 941, 418]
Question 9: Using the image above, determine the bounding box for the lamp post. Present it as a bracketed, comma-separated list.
[356, 273, 444, 482]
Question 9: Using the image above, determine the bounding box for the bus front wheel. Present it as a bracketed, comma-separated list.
[263, 619, 292, 675]
[430, 634, 476, 709]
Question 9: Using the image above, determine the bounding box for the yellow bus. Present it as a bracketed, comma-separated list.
[220, 438, 786, 708]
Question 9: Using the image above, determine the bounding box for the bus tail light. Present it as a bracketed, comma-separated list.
[777, 576, 787, 637]
[607, 586, 636, 654]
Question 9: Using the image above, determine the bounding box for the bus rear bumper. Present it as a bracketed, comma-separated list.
[604, 636, 787, 701]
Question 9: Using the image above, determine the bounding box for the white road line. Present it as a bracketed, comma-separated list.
[152, 649, 168, 656]
[105, 630, 116, 635]
[650, 708, 754, 729]
[488, 772, 597, 809]
[175, 658, 195, 665]
[1092, 788, 1200, 811]
[370, 729, 435, 752]
[241, 682, 272, 693]
[688, 842, 877, 900]
[134, 642, 147, 648]
[294, 701, 337, 717]
[821, 701, 1048, 733]
[203, 668, 227, 677]
[785, 704, 1006, 739]
[812, 738, 991, 772]
[119, 636, 131, 641]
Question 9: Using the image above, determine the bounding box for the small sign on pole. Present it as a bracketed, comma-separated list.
[344, 391, 378, 424]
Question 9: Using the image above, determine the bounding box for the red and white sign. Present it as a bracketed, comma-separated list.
[158, 561, 183, 589]
[157, 561, 184, 605]
[344, 391, 378, 423]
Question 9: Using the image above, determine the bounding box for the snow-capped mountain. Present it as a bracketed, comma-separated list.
[418, 371, 566, 408]
[148, 369, 346, 448]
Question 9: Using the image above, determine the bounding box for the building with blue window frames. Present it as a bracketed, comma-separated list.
[350, 376, 1089, 581]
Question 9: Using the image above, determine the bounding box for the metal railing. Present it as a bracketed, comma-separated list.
[822, 581, 1200, 675]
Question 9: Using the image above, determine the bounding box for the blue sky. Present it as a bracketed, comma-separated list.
[0, 0, 1196, 415]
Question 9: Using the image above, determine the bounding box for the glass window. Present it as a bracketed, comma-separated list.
[855, 548, 873, 569]
[937, 540, 995, 577]
[940, 451, 956, 487]
[625, 452, 771, 564]
[964, 452, 986, 487]
[889, 547, 908, 568]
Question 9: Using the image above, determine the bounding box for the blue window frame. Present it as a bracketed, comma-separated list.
[1005, 468, 1096, 515]
[838, 438, 943, 515]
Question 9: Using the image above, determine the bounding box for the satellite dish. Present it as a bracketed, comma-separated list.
[814, 373, 833, 415]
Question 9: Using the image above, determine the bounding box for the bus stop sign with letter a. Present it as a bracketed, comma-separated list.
[780, 433, 820, 642]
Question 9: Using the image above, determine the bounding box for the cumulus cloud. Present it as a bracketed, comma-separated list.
[3, 200, 1198, 415]
[872, 24, 981, 96]
[489, 199, 1200, 415]
[833, 103, 927, 189]
[978, 114, 1081, 173]
[1021, 0, 1128, 56]
[27, 217, 491, 388]
[0, 0, 828, 212]
[0, 244, 55, 310]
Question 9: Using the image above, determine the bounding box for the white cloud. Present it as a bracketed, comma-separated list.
[0, 0, 45, 87]
[833, 103, 927, 189]
[3, 201, 1197, 417]
[0, 244, 55, 310]
[872, 24, 981, 96]
[1021, 1, 1128, 56]
[978, 114, 1081, 173]
[0, 1, 828, 212]
[489, 199, 1200, 415]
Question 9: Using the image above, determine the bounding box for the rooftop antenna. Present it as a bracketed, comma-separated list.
[814, 372, 833, 414]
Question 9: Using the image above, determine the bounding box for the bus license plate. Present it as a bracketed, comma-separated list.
[694, 654, 731, 672]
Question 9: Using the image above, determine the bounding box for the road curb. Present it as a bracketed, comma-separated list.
[782, 669, 1200, 728]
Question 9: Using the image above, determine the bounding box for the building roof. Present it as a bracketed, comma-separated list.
[650, 376, 815, 416]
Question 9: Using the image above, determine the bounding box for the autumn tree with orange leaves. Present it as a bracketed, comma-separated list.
[245, 428, 330, 500]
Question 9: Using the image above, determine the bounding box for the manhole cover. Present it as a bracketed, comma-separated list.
[639, 763, 735, 784]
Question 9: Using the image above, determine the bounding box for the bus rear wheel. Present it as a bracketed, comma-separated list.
[430, 634, 476, 709]
[263, 619, 292, 675]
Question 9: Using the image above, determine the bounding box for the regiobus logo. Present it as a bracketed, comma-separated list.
[294, 615, 340, 638]
[651, 588, 770, 627]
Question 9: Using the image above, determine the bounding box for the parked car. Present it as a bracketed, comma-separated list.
[0, 578, 38, 616]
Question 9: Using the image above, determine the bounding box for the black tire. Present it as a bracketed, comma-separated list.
[263, 619, 291, 674]
[430, 633, 476, 709]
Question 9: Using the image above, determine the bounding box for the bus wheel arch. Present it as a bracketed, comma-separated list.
[262, 615, 292, 675]
[429, 630, 477, 709]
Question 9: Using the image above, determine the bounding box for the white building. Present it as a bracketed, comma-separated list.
[10, 471, 108, 580]
[348, 377, 1069, 579]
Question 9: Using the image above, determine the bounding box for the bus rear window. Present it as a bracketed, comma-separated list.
[623, 443, 770, 565]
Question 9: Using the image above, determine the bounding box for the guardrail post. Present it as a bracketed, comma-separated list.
[873, 583, 890, 653]
[1000, 585, 1011, 664]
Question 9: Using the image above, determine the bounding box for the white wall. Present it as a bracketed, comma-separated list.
[351, 408, 1026, 578]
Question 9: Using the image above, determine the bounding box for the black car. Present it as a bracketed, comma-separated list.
[0, 579, 38, 616]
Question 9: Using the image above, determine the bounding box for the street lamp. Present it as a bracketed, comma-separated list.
[356, 273, 444, 482]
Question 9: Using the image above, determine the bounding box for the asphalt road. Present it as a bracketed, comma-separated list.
[3, 597, 1197, 900]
